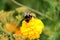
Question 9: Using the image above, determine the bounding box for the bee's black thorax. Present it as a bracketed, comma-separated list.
[24, 15, 32, 23]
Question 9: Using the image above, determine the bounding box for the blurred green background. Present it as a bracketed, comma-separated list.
[0, 0, 60, 40]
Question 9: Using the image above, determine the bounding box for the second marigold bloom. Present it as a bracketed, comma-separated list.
[20, 17, 44, 39]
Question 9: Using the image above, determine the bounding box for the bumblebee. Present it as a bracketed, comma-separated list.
[24, 14, 33, 23]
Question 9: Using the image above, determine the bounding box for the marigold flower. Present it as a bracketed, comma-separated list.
[20, 18, 44, 39]
[4, 23, 17, 33]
